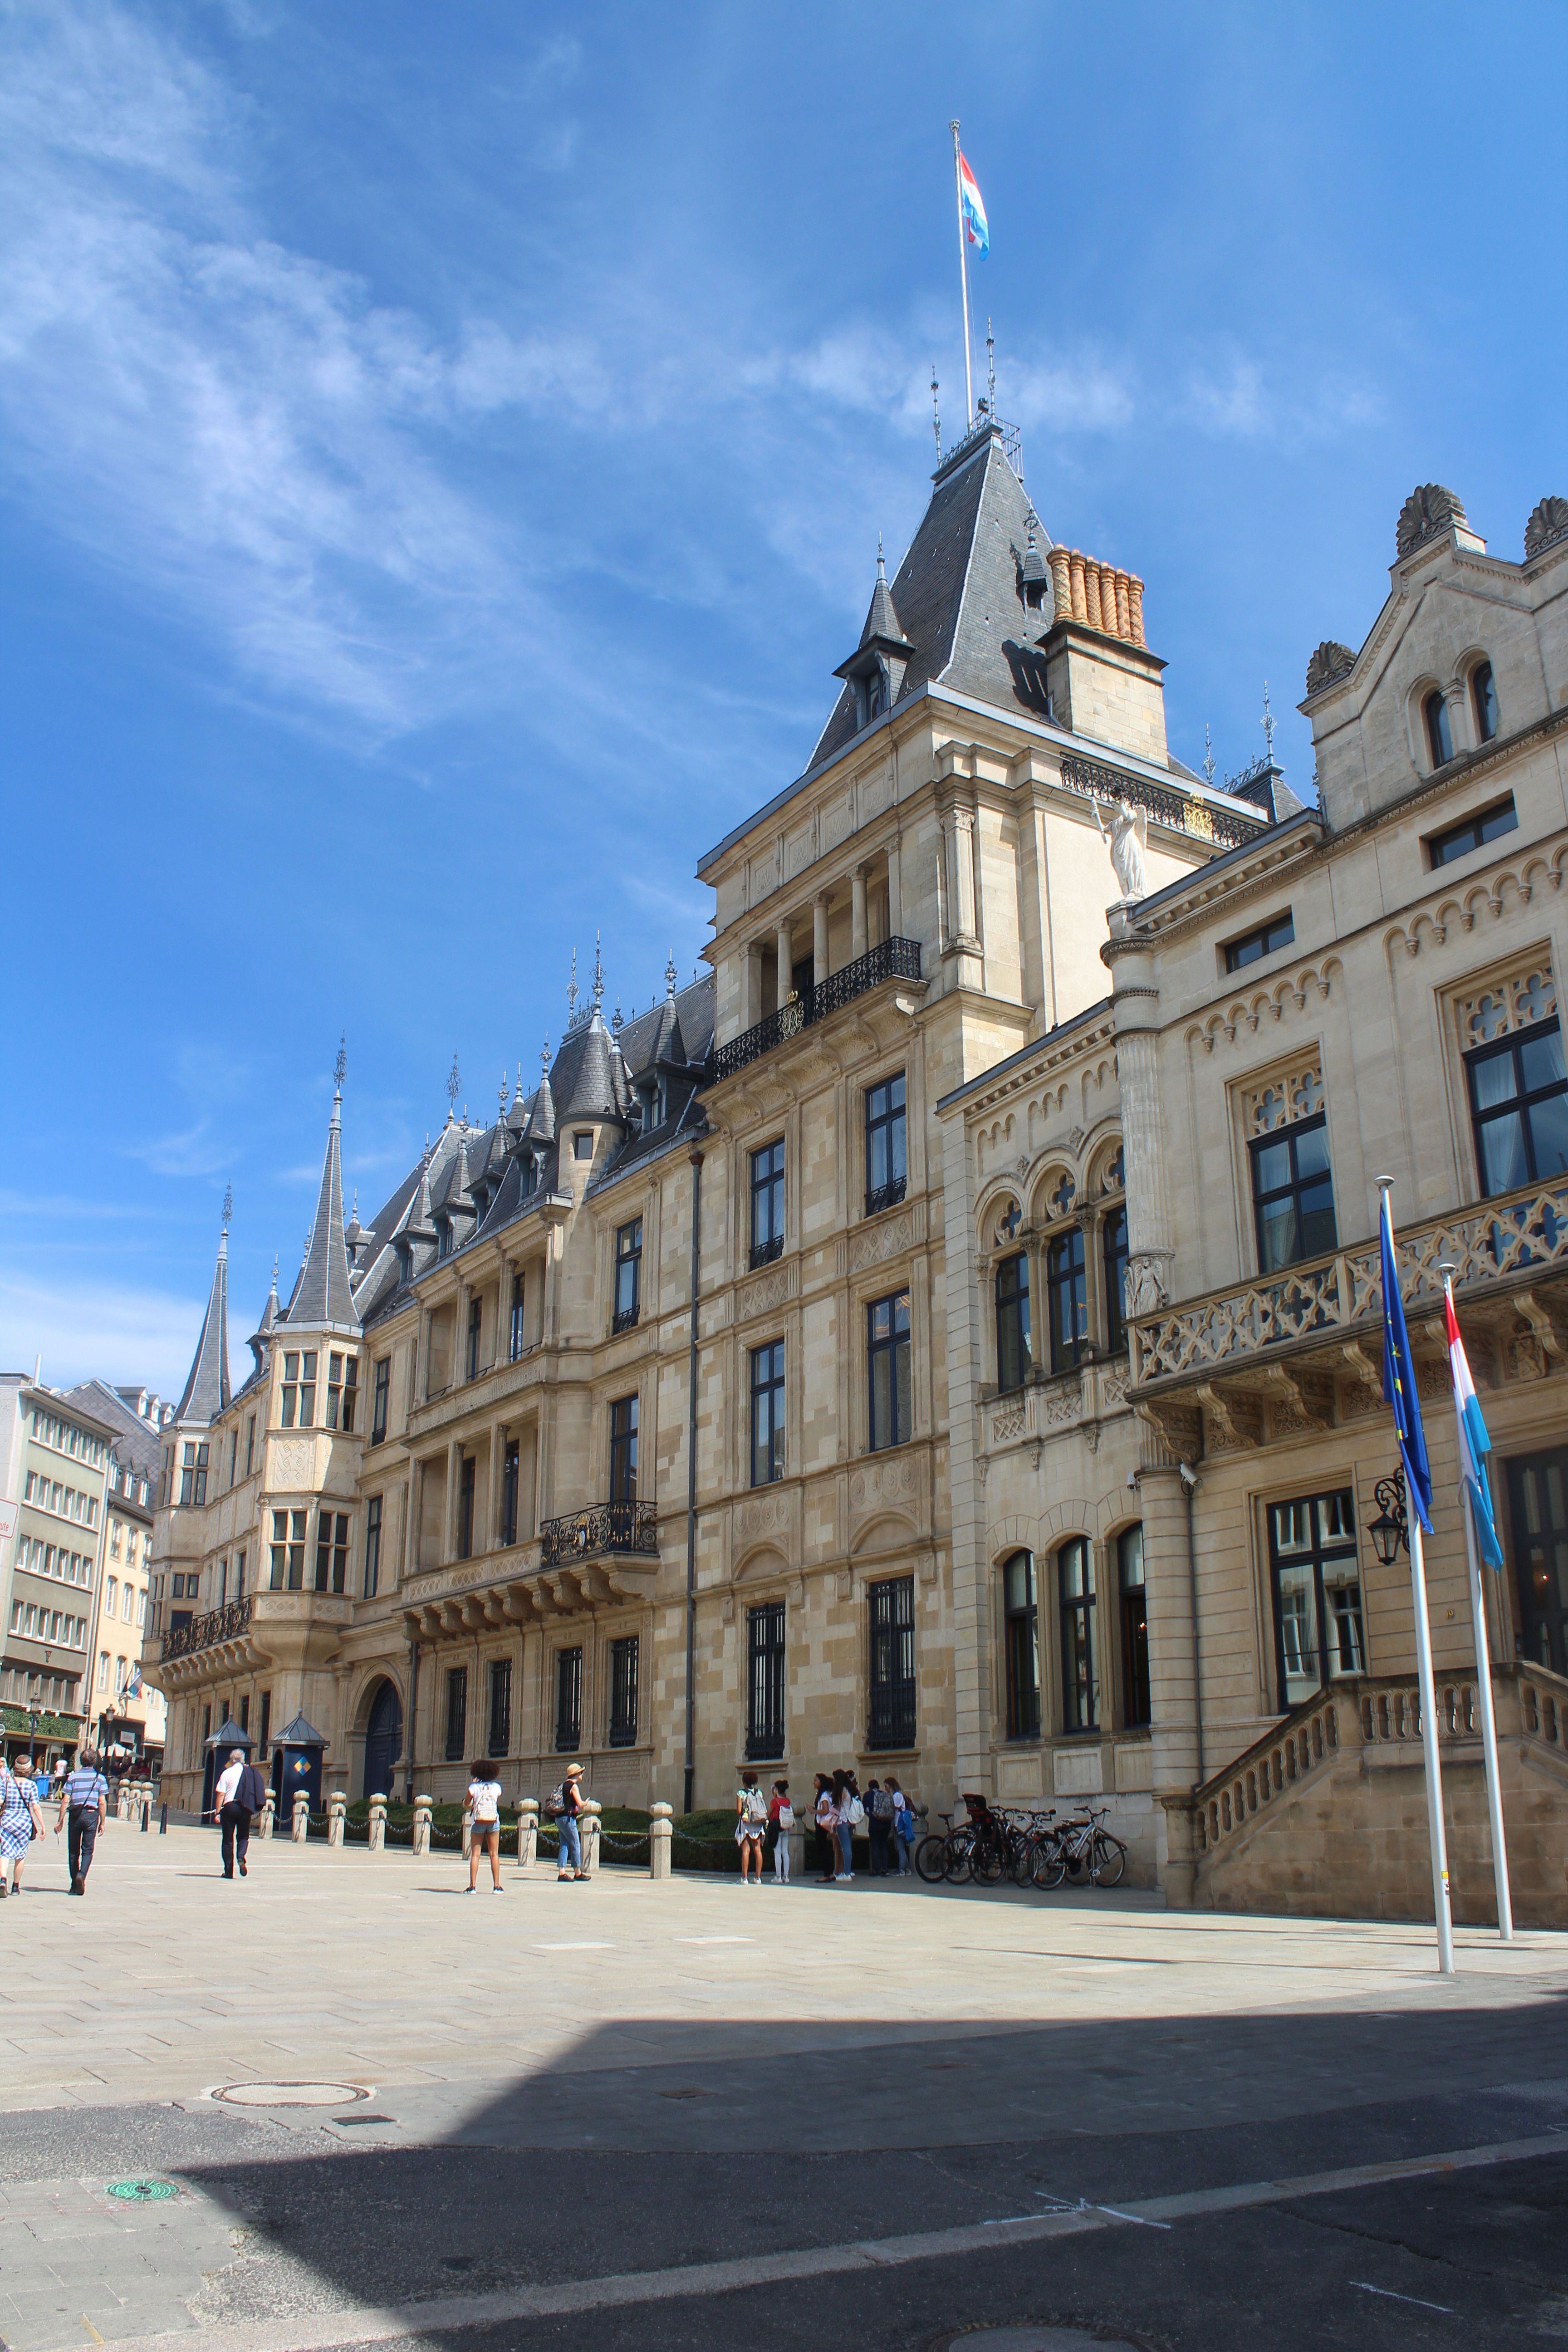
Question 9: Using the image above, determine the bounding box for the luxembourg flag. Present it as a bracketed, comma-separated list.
[959, 152, 989, 256]
[1445, 1282, 1505, 1567]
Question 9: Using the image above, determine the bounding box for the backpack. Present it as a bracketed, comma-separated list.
[544, 1783, 564, 1820]
[870, 1786, 895, 1821]
[845, 1794, 865, 1828]
[776, 1801, 795, 1830]
[742, 1785, 768, 1825]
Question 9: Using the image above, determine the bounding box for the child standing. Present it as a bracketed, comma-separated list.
[466, 1762, 504, 1892]
[735, 1771, 769, 1883]
[768, 1780, 794, 1883]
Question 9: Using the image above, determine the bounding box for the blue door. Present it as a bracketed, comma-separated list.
[363, 1681, 402, 1801]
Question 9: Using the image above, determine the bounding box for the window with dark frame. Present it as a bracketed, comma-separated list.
[1267, 1490, 1363, 1710]
[466, 1296, 483, 1382]
[258, 1689, 271, 1758]
[245, 1414, 255, 1477]
[501, 1437, 519, 1548]
[178, 1442, 210, 1506]
[995, 1251, 1030, 1392]
[363, 1495, 382, 1599]
[279, 1350, 317, 1428]
[864, 1073, 907, 1217]
[1058, 1538, 1098, 1732]
[509, 1274, 525, 1361]
[1424, 687, 1454, 768]
[750, 1341, 785, 1486]
[1002, 1551, 1040, 1740]
[614, 1220, 642, 1333]
[371, 1359, 389, 1445]
[445, 1666, 467, 1761]
[228, 1429, 237, 1488]
[1224, 911, 1295, 974]
[746, 1601, 785, 1760]
[269, 1509, 306, 1590]
[573, 1132, 593, 1161]
[487, 1656, 511, 1758]
[867, 1289, 911, 1451]
[314, 1510, 349, 1594]
[1472, 661, 1499, 744]
[1118, 1525, 1150, 1728]
[609, 1396, 638, 1504]
[1428, 794, 1517, 869]
[1103, 1205, 1130, 1353]
[867, 1574, 916, 1749]
[1250, 1113, 1337, 1273]
[1046, 1226, 1088, 1372]
[554, 1646, 583, 1752]
[457, 1455, 475, 1560]
[608, 1635, 638, 1747]
[1465, 1017, 1568, 1196]
[750, 1140, 785, 1268]
[1507, 1446, 1568, 1675]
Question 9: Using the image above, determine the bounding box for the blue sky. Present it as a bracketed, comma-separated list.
[3, 1, 1564, 1398]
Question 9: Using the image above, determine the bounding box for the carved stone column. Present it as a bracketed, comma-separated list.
[888, 829, 904, 937]
[1024, 1229, 1046, 1378]
[813, 892, 830, 986]
[1102, 914, 1171, 1317]
[1078, 1203, 1103, 1354]
[744, 940, 763, 1029]
[446, 1438, 464, 1563]
[941, 802, 980, 953]
[774, 918, 794, 1009]
[851, 864, 869, 960]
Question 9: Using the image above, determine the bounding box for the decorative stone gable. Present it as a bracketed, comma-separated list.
[1305, 641, 1355, 698]
[1396, 483, 1466, 559]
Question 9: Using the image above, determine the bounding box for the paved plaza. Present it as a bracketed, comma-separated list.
[1, 1819, 1567, 2351]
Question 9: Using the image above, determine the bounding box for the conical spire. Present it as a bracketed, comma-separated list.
[176, 1202, 233, 1425]
[247, 1258, 281, 1379]
[286, 1061, 359, 1332]
[860, 534, 911, 651]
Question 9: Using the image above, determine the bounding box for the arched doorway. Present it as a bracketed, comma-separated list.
[363, 1680, 402, 1801]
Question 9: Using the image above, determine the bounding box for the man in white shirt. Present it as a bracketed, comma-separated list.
[215, 1750, 247, 1881]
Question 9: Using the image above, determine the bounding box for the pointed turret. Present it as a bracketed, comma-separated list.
[176, 1207, 233, 1425]
[247, 1260, 281, 1379]
[286, 1066, 360, 1333]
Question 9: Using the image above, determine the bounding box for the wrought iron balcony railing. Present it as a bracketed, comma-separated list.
[1058, 754, 1265, 851]
[162, 1594, 252, 1661]
[711, 938, 922, 1083]
[749, 1233, 784, 1270]
[864, 1175, 908, 1219]
[539, 1500, 658, 1567]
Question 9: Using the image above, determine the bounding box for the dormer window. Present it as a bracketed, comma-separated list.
[437, 1221, 452, 1259]
[864, 662, 888, 723]
[1424, 688, 1454, 769]
[1473, 660, 1499, 745]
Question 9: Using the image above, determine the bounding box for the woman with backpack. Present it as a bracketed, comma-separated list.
[554, 1763, 588, 1881]
[885, 1775, 916, 1875]
[812, 1772, 838, 1884]
[735, 1770, 768, 1884]
[466, 1761, 504, 1894]
[768, 1780, 794, 1884]
[865, 1778, 896, 1876]
[831, 1769, 862, 1882]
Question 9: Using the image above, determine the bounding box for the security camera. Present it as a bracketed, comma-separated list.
[1126, 1471, 1138, 1491]
[1178, 1461, 1198, 1490]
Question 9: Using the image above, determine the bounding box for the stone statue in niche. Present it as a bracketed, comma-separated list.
[1093, 795, 1148, 903]
[1125, 1254, 1168, 1317]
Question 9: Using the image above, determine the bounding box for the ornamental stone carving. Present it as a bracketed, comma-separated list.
[1455, 967, 1555, 1049]
[1241, 1062, 1323, 1138]
[736, 1494, 789, 1541]
[1124, 1254, 1170, 1317]
[1305, 640, 1355, 697]
[739, 1266, 790, 1321]
[849, 1456, 918, 1513]
[270, 1437, 312, 1488]
[1396, 483, 1466, 559]
[849, 1211, 914, 1272]
[1525, 496, 1568, 559]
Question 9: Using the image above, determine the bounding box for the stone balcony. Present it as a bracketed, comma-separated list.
[162, 1594, 252, 1662]
[1130, 1175, 1568, 1452]
[401, 1511, 660, 1638]
[710, 937, 923, 1084]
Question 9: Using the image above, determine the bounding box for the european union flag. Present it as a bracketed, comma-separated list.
[1381, 1189, 1434, 1533]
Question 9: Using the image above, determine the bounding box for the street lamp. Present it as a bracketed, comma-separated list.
[1367, 1469, 1410, 1567]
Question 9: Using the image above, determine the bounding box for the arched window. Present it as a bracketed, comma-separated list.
[1058, 1538, 1098, 1731]
[1472, 660, 1499, 745]
[1047, 1226, 1087, 1372]
[995, 1252, 1030, 1391]
[1425, 689, 1453, 768]
[1002, 1551, 1040, 1739]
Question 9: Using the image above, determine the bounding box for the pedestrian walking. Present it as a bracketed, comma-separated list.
[217, 1750, 268, 1880]
[832, 1769, 862, 1882]
[886, 1775, 916, 1875]
[768, 1780, 794, 1884]
[467, 1762, 504, 1893]
[812, 1772, 838, 1884]
[554, 1762, 588, 1881]
[735, 1771, 768, 1884]
[0, 1754, 45, 1897]
[866, 1777, 896, 1875]
[59, 1750, 108, 1897]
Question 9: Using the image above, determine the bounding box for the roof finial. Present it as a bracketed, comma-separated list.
[567, 948, 578, 1024]
[540, 1032, 552, 1077]
[333, 1033, 347, 1098]
[612, 997, 623, 1037]
[221, 1181, 233, 1236]
[446, 1051, 460, 1122]
[1261, 681, 1277, 765]
[592, 930, 604, 1015]
[499, 1065, 509, 1117]
[986, 316, 996, 418]
[665, 951, 678, 1002]
[1203, 723, 1216, 788]
[931, 364, 941, 464]
[876, 532, 886, 583]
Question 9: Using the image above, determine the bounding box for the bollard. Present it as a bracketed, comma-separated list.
[142, 1799, 149, 1833]
[292, 1792, 309, 1842]
[517, 1798, 538, 1872]
[258, 1794, 275, 1842]
[116, 1784, 130, 1822]
[327, 1792, 347, 1848]
[579, 1798, 601, 1877]
[412, 1794, 432, 1858]
[649, 1800, 673, 1881]
[461, 1804, 473, 1862]
[367, 1792, 386, 1853]
[159, 1801, 168, 1835]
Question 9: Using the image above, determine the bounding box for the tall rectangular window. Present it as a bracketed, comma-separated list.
[270, 1509, 306, 1590]
[608, 1635, 638, 1747]
[554, 1646, 583, 1752]
[746, 1602, 785, 1760]
[313, 1511, 348, 1595]
[509, 1274, 525, 1362]
[995, 1252, 1030, 1391]
[280, 1351, 318, 1427]
[1003, 1551, 1040, 1740]
[466, 1296, 483, 1382]
[1118, 1525, 1150, 1728]
[867, 1290, 911, 1451]
[501, 1438, 519, 1548]
[1059, 1538, 1098, 1732]
[235, 1548, 246, 1598]
[363, 1496, 382, 1598]
[258, 1689, 271, 1757]
[1047, 1228, 1087, 1372]
[326, 1352, 353, 1428]
[609, 1396, 638, 1503]
[1250, 1115, 1336, 1273]
[371, 1359, 390, 1445]
[750, 1140, 785, 1269]
[865, 1073, 907, 1217]
[178, 1442, 209, 1506]
[445, 1666, 467, 1760]
[341, 1354, 358, 1432]
[614, 1220, 642, 1333]
[868, 1574, 916, 1749]
[1268, 1490, 1362, 1709]
[1103, 1206, 1130, 1353]
[1507, 1447, 1568, 1674]
[458, 1455, 475, 1560]
[487, 1656, 512, 1758]
[228, 1430, 238, 1488]
[750, 1341, 785, 1486]
[245, 1415, 255, 1477]
[1466, 1018, 1568, 1197]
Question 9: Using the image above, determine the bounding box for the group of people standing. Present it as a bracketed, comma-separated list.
[731, 1769, 917, 1885]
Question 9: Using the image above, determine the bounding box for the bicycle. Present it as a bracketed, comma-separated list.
[1032, 1805, 1126, 1889]
[914, 1810, 959, 1882]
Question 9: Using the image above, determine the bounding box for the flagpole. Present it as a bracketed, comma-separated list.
[1442, 1269, 1514, 1940]
[950, 119, 973, 424]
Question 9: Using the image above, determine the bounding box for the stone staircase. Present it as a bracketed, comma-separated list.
[1177, 1661, 1568, 1928]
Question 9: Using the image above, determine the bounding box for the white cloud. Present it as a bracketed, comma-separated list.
[0, 1275, 208, 1401]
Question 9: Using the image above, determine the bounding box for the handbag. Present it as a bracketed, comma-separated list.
[846, 1795, 865, 1828]
[776, 1803, 795, 1830]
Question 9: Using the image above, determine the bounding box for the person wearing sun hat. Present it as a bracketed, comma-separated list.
[556, 1763, 588, 1881]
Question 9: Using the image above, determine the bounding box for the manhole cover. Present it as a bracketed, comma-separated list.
[212, 2081, 371, 2109]
[108, 2179, 179, 2203]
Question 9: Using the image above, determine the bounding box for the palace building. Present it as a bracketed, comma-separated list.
[143, 436, 1568, 1922]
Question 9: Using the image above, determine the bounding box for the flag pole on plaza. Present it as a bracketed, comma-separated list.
[1440, 1261, 1514, 1940]
[949, 120, 974, 422]
[1378, 1177, 1455, 1975]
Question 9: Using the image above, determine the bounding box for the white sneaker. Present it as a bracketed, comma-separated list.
[491, 1885, 503, 1895]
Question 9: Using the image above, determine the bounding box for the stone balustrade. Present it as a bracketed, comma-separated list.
[1045, 547, 1146, 647]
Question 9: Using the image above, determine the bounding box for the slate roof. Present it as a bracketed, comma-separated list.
[174, 1230, 231, 1426]
[287, 1090, 359, 1333]
[61, 1381, 162, 1490]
